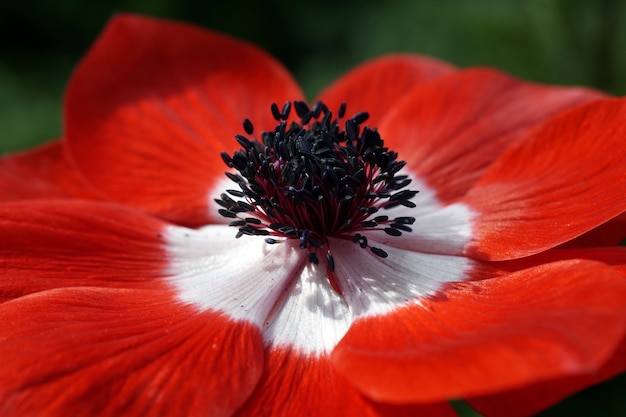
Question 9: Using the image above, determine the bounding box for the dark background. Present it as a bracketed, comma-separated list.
[1, 0, 625, 415]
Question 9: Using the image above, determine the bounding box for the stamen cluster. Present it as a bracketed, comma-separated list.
[217, 100, 418, 271]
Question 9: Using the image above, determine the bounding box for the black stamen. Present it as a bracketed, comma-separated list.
[390, 223, 412, 232]
[243, 118, 254, 135]
[311, 101, 324, 118]
[220, 152, 233, 166]
[226, 189, 245, 197]
[351, 111, 369, 125]
[281, 101, 292, 120]
[219, 100, 420, 289]
[370, 247, 389, 258]
[346, 119, 358, 141]
[337, 102, 347, 119]
[394, 217, 416, 225]
[360, 220, 378, 228]
[309, 252, 320, 264]
[294, 101, 310, 119]
[271, 103, 281, 121]
[384, 227, 403, 237]
[326, 251, 335, 272]
[235, 134, 252, 149]
[218, 209, 238, 218]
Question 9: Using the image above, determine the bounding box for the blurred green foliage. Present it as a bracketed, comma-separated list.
[1, 0, 625, 415]
[1, 0, 625, 154]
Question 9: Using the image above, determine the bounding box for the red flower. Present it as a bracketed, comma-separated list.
[2, 14, 626, 417]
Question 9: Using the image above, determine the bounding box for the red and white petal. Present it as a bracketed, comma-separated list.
[0, 200, 288, 415]
[65, 14, 304, 227]
[316, 54, 455, 127]
[330, 260, 626, 404]
[0, 288, 263, 417]
[467, 335, 626, 417]
[464, 98, 626, 261]
[0, 140, 101, 202]
[378, 68, 606, 204]
[164, 226, 306, 327]
[0, 200, 167, 302]
[234, 348, 457, 417]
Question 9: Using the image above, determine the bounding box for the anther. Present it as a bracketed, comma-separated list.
[294, 101, 310, 119]
[243, 118, 254, 135]
[337, 102, 346, 119]
[280, 102, 292, 120]
[370, 247, 389, 258]
[271, 103, 281, 121]
[351, 111, 369, 125]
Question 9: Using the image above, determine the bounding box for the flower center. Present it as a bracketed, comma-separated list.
[217, 101, 418, 290]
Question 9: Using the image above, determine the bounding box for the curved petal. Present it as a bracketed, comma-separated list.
[330, 260, 626, 403]
[484, 246, 626, 277]
[234, 348, 457, 417]
[559, 212, 626, 248]
[378, 68, 606, 205]
[0, 198, 309, 328]
[65, 14, 304, 227]
[467, 336, 626, 417]
[0, 141, 102, 202]
[0, 200, 167, 302]
[0, 288, 263, 417]
[316, 54, 455, 127]
[0, 199, 268, 415]
[464, 98, 626, 260]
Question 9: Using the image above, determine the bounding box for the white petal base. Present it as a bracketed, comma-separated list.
[165, 224, 473, 356]
[169, 172, 475, 355]
[165, 225, 305, 326]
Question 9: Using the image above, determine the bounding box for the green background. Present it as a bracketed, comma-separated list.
[1, 0, 625, 415]
[1, 0, 625, 154]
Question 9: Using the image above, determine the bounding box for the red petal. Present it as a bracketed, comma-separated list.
[378, 68, 605, 204]
[468, 336, 626, 417]
[234, 348, 457, 417]
[485, 246, 626, 277]
[65, 14, 303, 227]
[464, 98, 626, 260]
[316, 54, 455, 127]
[330, 260, 626, 403]
[0, 141, 101, 201]
[559, 212, 626, 248]
[0, 288, 263, 417]
[0, 200, 167, 302]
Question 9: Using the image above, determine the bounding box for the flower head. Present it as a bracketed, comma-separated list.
[2, 14, 626, 417]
